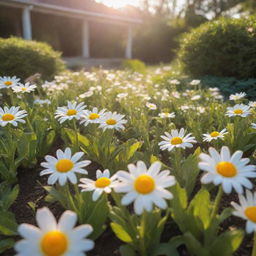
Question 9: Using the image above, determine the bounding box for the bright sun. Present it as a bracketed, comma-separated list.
[96, 0, 141, 9]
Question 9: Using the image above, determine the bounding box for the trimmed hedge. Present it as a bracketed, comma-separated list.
[0, 37, 65, 80]
[178, 17, 256, 79]
[122, 59, 146, 73]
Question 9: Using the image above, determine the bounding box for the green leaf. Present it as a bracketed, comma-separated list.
[110, 222, 133, 243]
[0, 211, 18, 236]
[209, 229, 244, 256]
[0, 238, 15, 253]
[119, 244, 136, 256]
[152, 243, 180, 256]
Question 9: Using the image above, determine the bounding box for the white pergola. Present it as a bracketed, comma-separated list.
[0, 0, 142, 59]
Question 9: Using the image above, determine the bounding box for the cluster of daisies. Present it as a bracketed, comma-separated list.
[55, 101, 127, 131]
[39, 147, 176, 215]
[0, 76, 36, 93]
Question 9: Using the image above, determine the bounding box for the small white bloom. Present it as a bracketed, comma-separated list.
[0, 106, 27, 127]
[191, 95, 201, 101]
[34, 99, 51, 105]
[55, 101, 86, 124]
[190, 80, 200, 86]
[203, 129, 228, 142]
[249, 101, 256, 108]
[159, 128, 197, 152]
[15, 207, 94, 255]
[229, 92, 246, 101]
[158, 112, 175, 119]
[80, 107, 106, 126]
[79, 91, 94, 98]
[79, 169, 118, 201]
[12, 82, 37, 93]
[0, 76, 20, 89]
[40, 147, 91, 186]
[252, 123, 256, 129]
[146, 102, 157, 110]
[115, 161, 176, 215]
[98, 112, 127, 131]
[226, 104, 251, 117]
[199, 146, 256, 194]
[169, 79, 180, 85]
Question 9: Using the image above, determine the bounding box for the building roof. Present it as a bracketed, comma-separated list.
[0, 0, 142, 24]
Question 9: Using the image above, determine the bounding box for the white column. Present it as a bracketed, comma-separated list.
[125, 25, 133, 59]
[82, 20, 90, 58]
[22, 6, 32, 40]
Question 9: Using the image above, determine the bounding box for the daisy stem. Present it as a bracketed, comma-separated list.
[210, 186, 223, 221]
[139, 211, 147, 256]
[252, 232, 256, 256]
[73, 119, 79, 152]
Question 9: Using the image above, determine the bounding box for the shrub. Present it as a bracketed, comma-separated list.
[201, 76, 256, 100]
[122, 59, 146, 73]
[0, 37, 65, 80]
[178, 16, 256, 79]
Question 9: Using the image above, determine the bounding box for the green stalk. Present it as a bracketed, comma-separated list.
[73, 119, 79, 152]
[210, 186, 223, 221]
[139, 211, 147, 256]
[252, 232, 256, 256]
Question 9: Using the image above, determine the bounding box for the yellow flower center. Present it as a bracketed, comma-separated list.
[170, 137, 183, 145]
[106, 119, 117, 125]
[95, 177, 111, 188]
[134, 175, 155, 194]
[245, 206, 256, 223]
[21, 87, 27, 91]
[210, 131, 220, 137]
[41, 230, 68, 256]
[233, 109, 243, 115]
[66, 109, 77, 116]
[55, 159, 74, 173]
[89, 113, 100, 120]
[4, 81, 12, 86]
[216, 161, 237, 177]
[2, 113, 15, 121]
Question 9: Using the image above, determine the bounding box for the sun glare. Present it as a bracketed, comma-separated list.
[96, 0, 141, 9]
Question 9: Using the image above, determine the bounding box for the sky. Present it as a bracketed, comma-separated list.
[96, 0, 185, 10]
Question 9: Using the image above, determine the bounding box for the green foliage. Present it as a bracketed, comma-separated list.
[201, 76, 256, 100]
[0, 182, 19, 253]
[45, 185, 109, 239]
[0, 37, 65, 80]
[179, 16, 256, 79]
[170, 184, 244, 256]
[122, 59, 146, 73]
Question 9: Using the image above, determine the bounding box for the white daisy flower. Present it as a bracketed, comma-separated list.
[0, 106, 27, 127]
[15, 207, 94, 256]
[79, 91, 94, 98]
[80, 107, 106, 126]
[98, 112, 127, 131]
[40, 147, 91, 186]
[146, 102, 157, 110]
[203, 128, 228, 142]
[169, 79, 180, 85]
[190, 80, 200, 86]
[12, 82, 37, 93]
[229, 92, 246, 101]
[159, 128, 197, 152]
[79, 169, 118, 201]
[251, 123, 256, 129]
[199, 146, 256, 194]
[55, 101, 86, 124]
[231, 190, 256, 233]
[34, 99, 51, 105]
[115, 161, 176, 215]
[191, 95, 201, 101]
[158, 112, 175, 119]
[226, 104, 251, 117]
[0, 76, 20, 89]
[249, 101, 256, 108]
